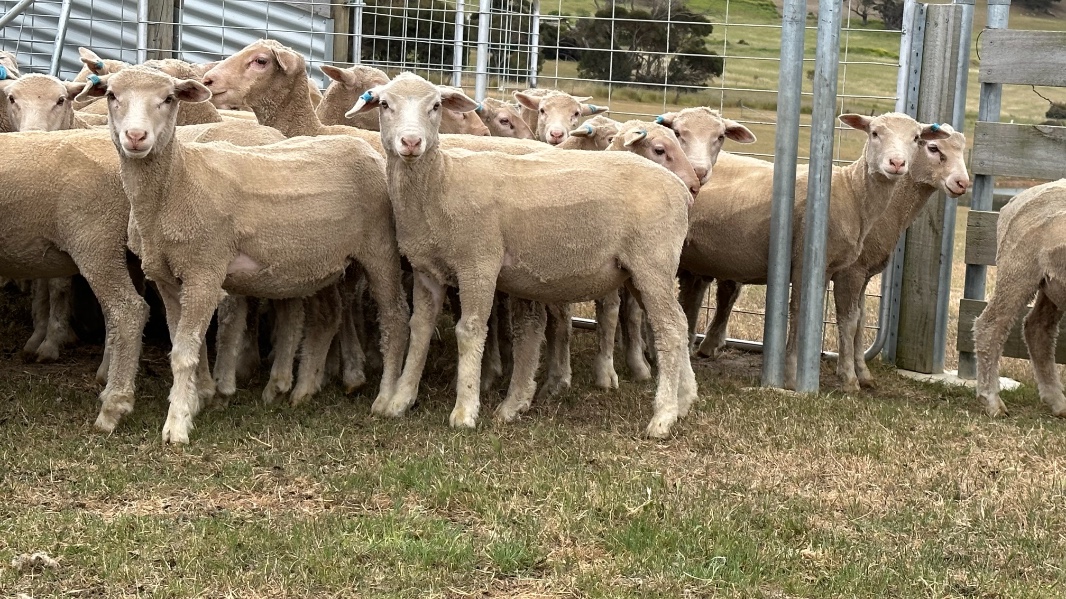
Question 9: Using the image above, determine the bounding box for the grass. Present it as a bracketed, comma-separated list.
[3, 292, 1066, 597]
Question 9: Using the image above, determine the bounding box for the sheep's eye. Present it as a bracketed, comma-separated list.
[871, 131, 879, 138]
[573, 110, 579, 117]
[499, 118, 509, 125]
[432, 102, 441, 111]
[539, 108, 545, 114]
[607, 135, 615, 144]
[56, 97, 65, 106]
[928, 144, 939, 154]
[106, 91, 116, 101]
[717, 134, 725, 142]
[255, 57, 268, 66]
[163, 95, 174, 104]
[379, 100, 389, 110]
[7, 96, 14, 104]
[654, 147, 666, 156]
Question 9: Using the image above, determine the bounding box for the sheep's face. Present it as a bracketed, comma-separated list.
[79, 67, 211, 159]
[515, 90, 602, 146]
[3, 74, 82, 132]
[0, 51, 21, 79]
[565, 115, 621, 151]
[911, 125, 970, 198]
[202, 39, 303, 111]
[840, 112, 932, 181]
[320, 64, 390, 121]
[656, 108, 756, 185]
[479, 99, 535, 139]
[608, 121, 702, 202]
[345, 73, 479, 162]
[440, 105, 490, 136]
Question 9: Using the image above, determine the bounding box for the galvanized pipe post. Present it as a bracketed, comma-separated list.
[0, 0, 36, 30]
[958, 0, 1011, 379]
[352, 0, 365, 64]
[137, 0, 149, 65]
[48, 0, 74, 77]
[759, 0, 806, 388]
[528, 0, 540, 88]
[793, 0, 842, 392]
[474, 0, 491, 101]
[453, 0, 465, 87]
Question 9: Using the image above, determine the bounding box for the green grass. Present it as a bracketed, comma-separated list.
[3, 286, 1066, 597]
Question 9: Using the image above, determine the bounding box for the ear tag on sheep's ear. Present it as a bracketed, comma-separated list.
[584, 124, 593, 135]
[360, 90, 374, 102]
[474, 102, 483, 112]
[0, 65, 7, 80]
[88, 74, 102, 86]
[95, 60, 105, 70]
[588, 104, 600, 113]
[930, 123, 941, 132]
[655, 115, 664, 124]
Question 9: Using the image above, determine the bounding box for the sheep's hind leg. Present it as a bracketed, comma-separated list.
[852, 280, 875, 388]
[22, 279, 50, 360]
[34, 277, 76, 363]
[677, 271, 708, 353]
[481, 294, 504, 394]
[213, 294, 248, 398]
[832, 269, 865, 393]
[696, 280, 740, 359]
[377, 273, 442, 417]
[262, 299, 304, 404]
[1023, 289, 1066, 417]
[450, 275, 497, 428]
[291, 286, 343, 406]
[627, 273, 688, 438]
[496, 298, 547, 421]
[974, 259, 1039, 417]
[621, 289, 652, 381]
[338, 275, 368, 393]
[593, 292, 620, 389]
[160, 279, 226, 444]
[537, 303, 573, 400]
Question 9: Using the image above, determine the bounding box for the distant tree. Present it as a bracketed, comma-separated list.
[1015, 0, 1061, 14]
[1048, 102, 1066, 120]
[849, 0, 874, 26]
[874, 0, 905, 30]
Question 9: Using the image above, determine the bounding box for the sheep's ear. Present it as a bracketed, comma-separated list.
[655, 112, 678, 127]
[63, 81, 85, 100]
[572, 95, 593, 103]
[440, 87, 479, 113]
[513, 91, 541, 111]
[78, 47, 108, 74]
[75, 74, 110, 101]
[580, 103, 607, 116]
[271, 47, 303, 74]
[345, 86, 384, 117]
[191, 61, 218, 78]
[724, 119, 757, 144]
[622, 128, 648, 147]
[174, 79, 212, 103]
[320, 64, 354, 86]
[839, 113, 872, 132]
[0, 79, 14, 93]
[920, 122, 952, 140]
[569, 123, 595, 138]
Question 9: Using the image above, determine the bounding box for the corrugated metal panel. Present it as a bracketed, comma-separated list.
[0, 1, 334, 86]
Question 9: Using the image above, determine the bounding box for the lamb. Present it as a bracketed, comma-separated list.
[346, 73, 696, 437]
[675, 113, 948, 387]
[0, 50, 21, 133]
[832, 124, 969, 391]
[555, 115, 621, 150]
[473, 97, 537, 139]
[514, 88, 606, 145]
[974, 179, 1066, 418]
[315, 63, 488, 136]
[1, 74, 96, 365]
[81, 66, 409, 444]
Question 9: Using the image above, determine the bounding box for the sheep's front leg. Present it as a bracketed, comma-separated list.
[852, 279, 875, 388]
[214, 294, 248, 398]
[480, 294, 504, 394]
[1023, 290, 1066, 417]
[696, 280, 741, 359]
[160, 278, 226, 444]
[537, 303, 573, 400]
[262, 299, 304, 404]
[496, 298, 547, 421]
[620, 288, 652, 381]
[593, 292, 620, 389]
[832, 269, 865, 393]
[291, 285, 343, 406]
[677, 271, 708, 352]
[22, 279, 50, 360]
[375, 271, 439, 417]
[338, 275, 368, 393]
[450, 276, 497, 429]
[35, 277, 76, 362]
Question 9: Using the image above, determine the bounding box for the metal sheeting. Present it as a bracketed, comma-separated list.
[0, 1, 334, 86]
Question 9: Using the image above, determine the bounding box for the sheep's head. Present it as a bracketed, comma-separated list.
[78, 67, 211, 159]
[514, 89, 605, 146]
[2, 74, 83, 132]
[563, 115, 621, 151]
[655, 108, 756, 185]
[839, 112, 948, 181]
[608, 120, 701, 202]
[201, 39, 306, 112]
[476, 98, 535, 139]
[346, 72, 478, 161]
[0, 51, 21, 80]
[438, 87, 490, 136]
[909, 123, 970, 198]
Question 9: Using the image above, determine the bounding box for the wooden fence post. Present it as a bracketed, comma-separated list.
[894, 3, 962, 373]
[331, 2, 353, 66]
[146, 0, 176, 60]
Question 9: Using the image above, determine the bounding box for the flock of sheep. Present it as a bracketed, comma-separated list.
[2, 36, 1055, 445]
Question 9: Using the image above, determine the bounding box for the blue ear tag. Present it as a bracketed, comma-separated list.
[655, 115, 664, 124]
[88, 74, 101, 86]
[474, 102, 483, 112]
[588, 104, 599, 113]
[95, 60, 105, 70]
[584, 124, 593, 135]
[359, 90, 374, 102]
[0, 65, 7, 80]
[930, 123, 941, 132]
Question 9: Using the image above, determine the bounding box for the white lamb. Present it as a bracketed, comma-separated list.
[347, 73, 696, 437]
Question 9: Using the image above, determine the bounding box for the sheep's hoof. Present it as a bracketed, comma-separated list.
[535, 377, 570, 401]
[1047, 399, 1066, 418]
[161, 415, 192, 445]
[840, 378, 861, 394]
[981, 395, 1009, 418]
[261, 383, 287, 405]
[694, 345, 721, 360]
[290, 390, 313, 407]
[343, 370, 367, 394]
[644, 414, 677, 439]
[494, 400, 528, 423]
[593, 362, 619, 390]
[449, 405, 478, 429]
[628, 359, 653, 382]
[34, 343, 60, 363]
[215, 378, 237, 398]
[858, 376, 876, 390]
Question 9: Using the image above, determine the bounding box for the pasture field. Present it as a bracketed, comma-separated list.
[2, 288, 1066, 598]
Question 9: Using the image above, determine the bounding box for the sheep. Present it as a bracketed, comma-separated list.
[0, 50, 20, 134]
[675, 113, 947, 388]
[513, 88, 606, 145]
[346, 73, 696, 437]
[833, 124, 969, 391]
[555, 115, 621, 150]
[974, 179, 1066, 418]
[81, 67, 409, 444]
[473, 97, 537, 139]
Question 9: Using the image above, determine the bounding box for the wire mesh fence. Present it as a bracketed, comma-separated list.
[0, 0, 908, 354]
